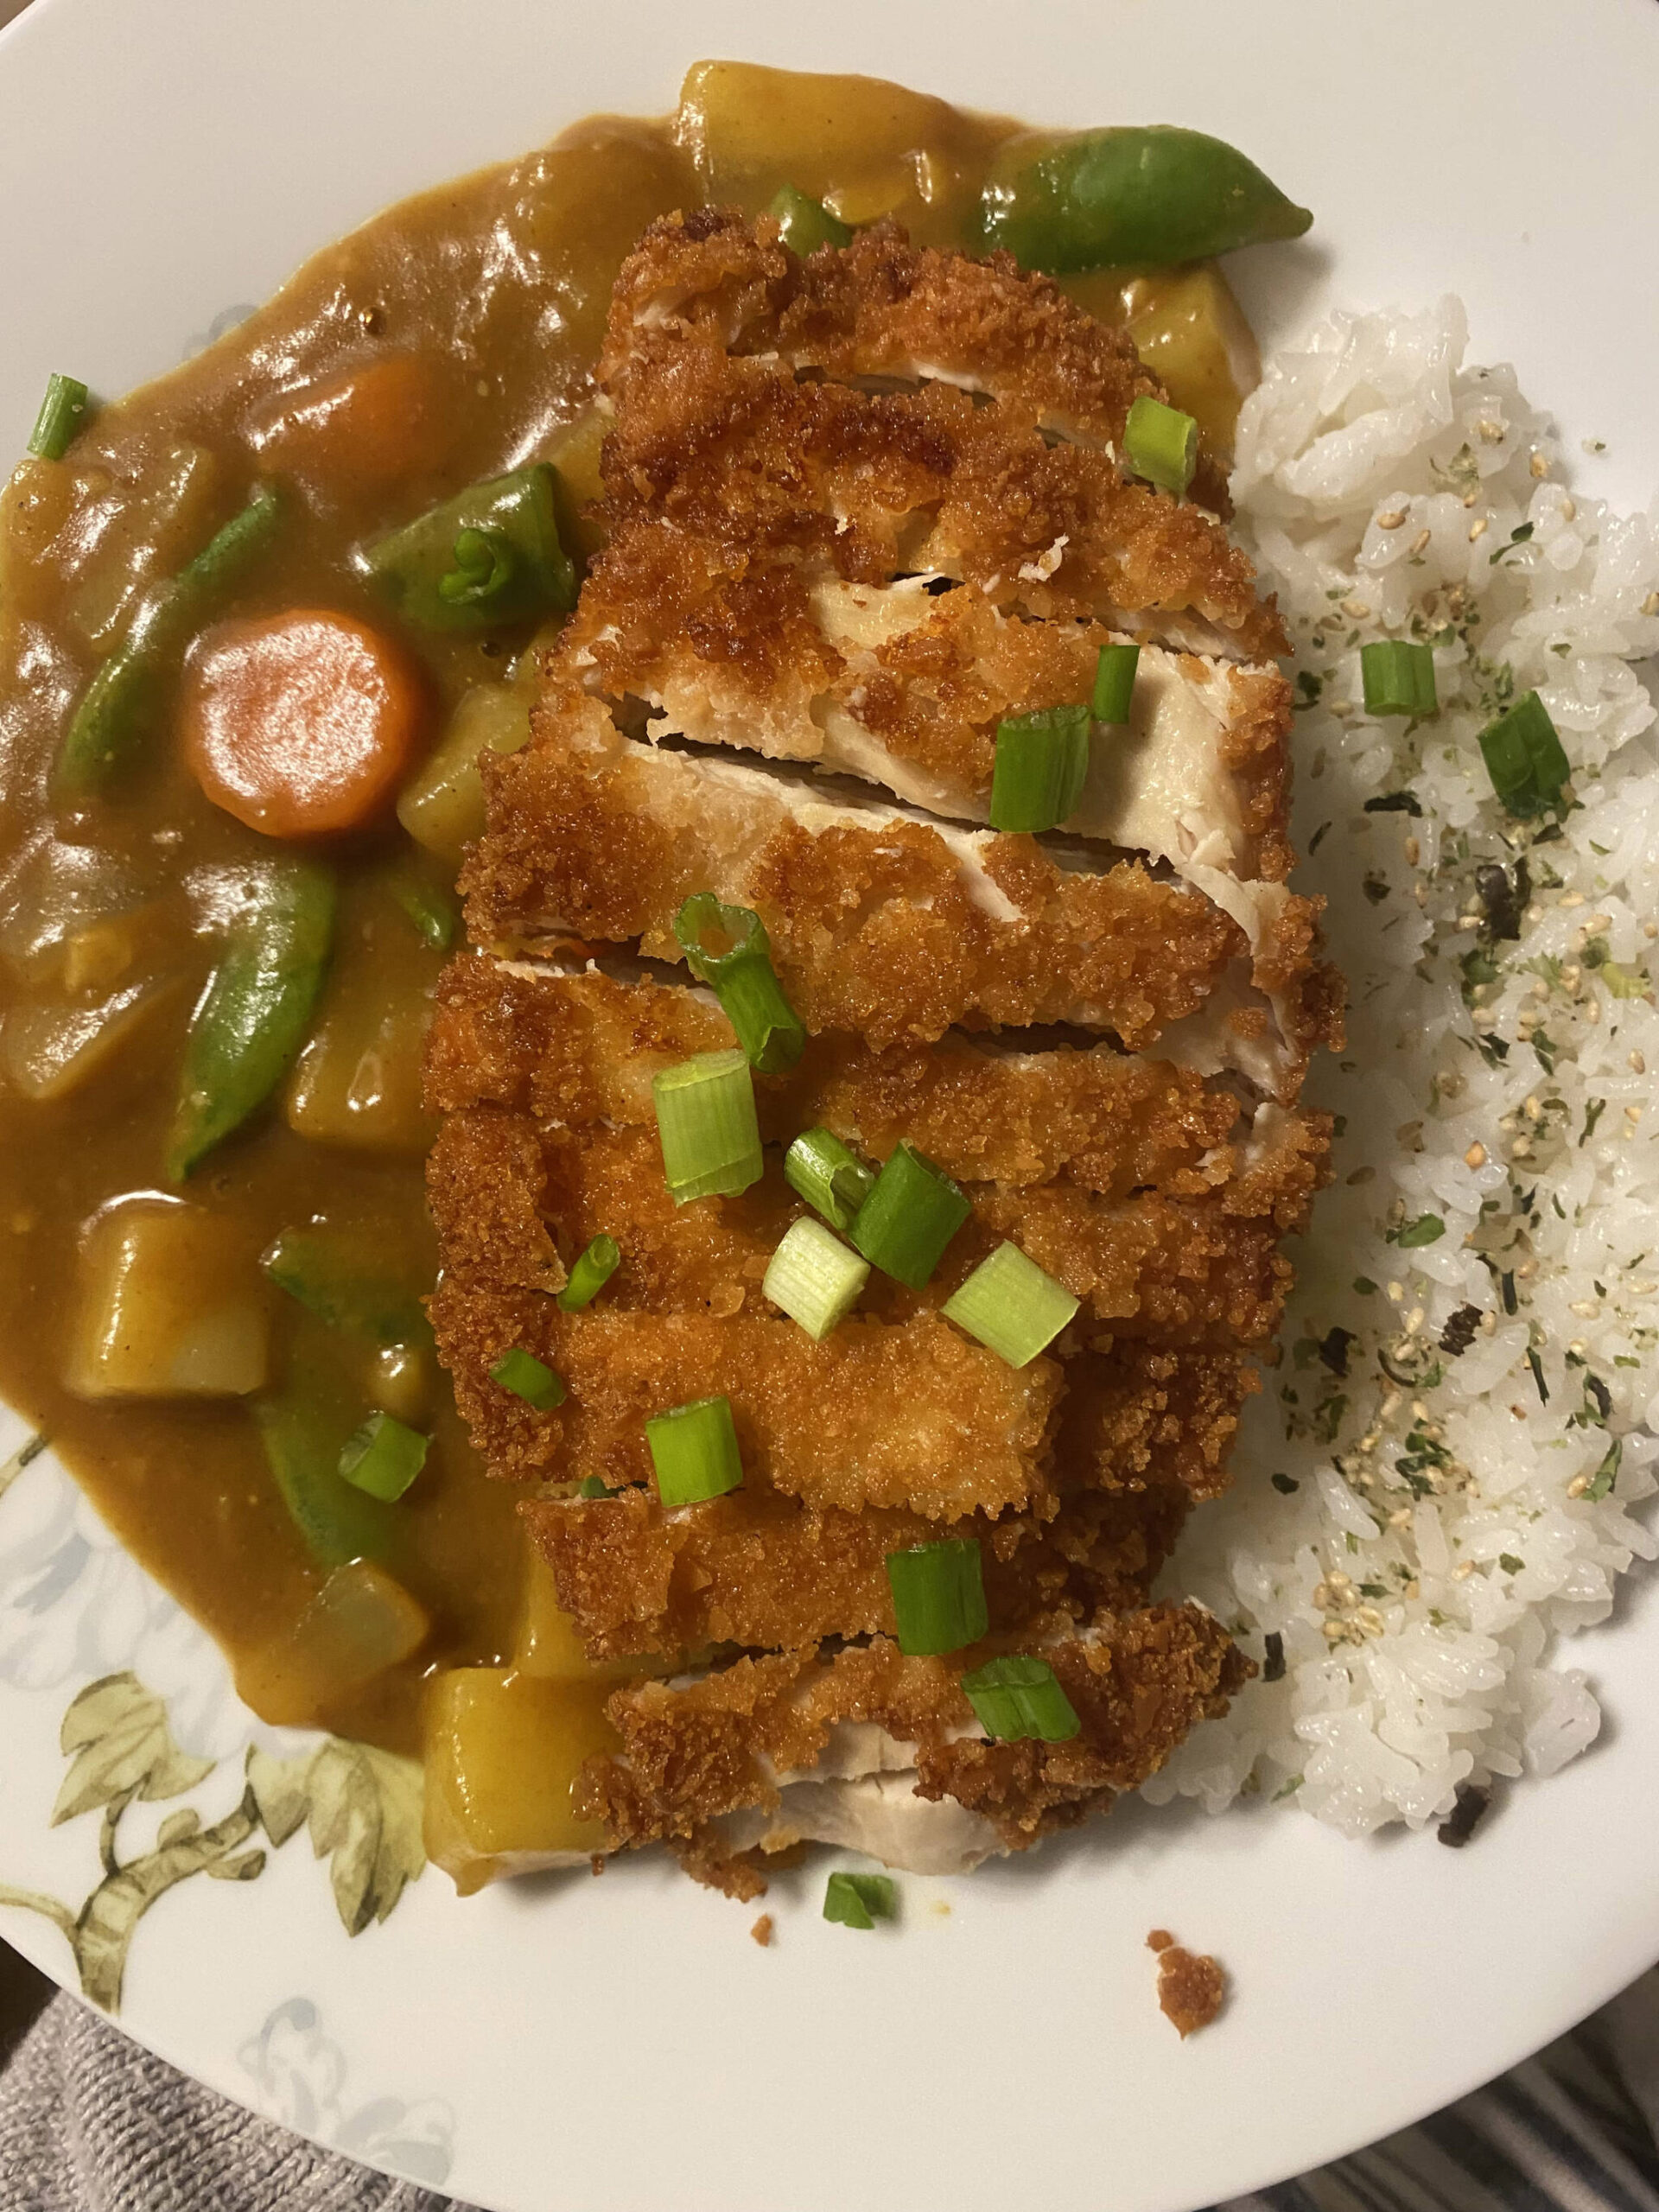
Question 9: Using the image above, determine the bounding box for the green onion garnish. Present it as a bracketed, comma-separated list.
[769, 184, 854, 257]
[577, 1474, 620, 1498]
[961, 1655, 1080, 1743]
[988, 703, 1091, 833]
[1360, 639, 1437, 720]
[762, 1217, 870, 1341]
[652, 1049, 765, 1205]
[645, 1395, 743, 1507]
[1123, 394, 1198, 497]
[885, 1539, 988, 1656]
[1091, 640, 1140, 724]
[673, 893, 806, 1073]
[1478, 690, 1571, 817]
[338, 1410, 429, 1502]
[941, 1242, 1079, 1368]
[823, 1871, 897, 1929]
[27, 373, 90, 461]
[849, 1142, 972, 1290]
[785, 1128, 877, 1236]
[558, 1233, 621, 1311]
[489, 1347, 566, 1410]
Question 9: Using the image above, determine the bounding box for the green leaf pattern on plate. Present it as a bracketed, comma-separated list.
[0, 1662, 427, 2012]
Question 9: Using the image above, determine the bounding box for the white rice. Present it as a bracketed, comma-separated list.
[1144, 297, 1659, 1835]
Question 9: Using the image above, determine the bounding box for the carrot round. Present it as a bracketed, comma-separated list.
[182, 608, 424, 837]
[246, 353, 454, 498]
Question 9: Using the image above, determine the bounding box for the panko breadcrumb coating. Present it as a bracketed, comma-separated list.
[423, 205, 1338, 1886]
[582, 1607, 1249, 1866]
[523, 1484, 1188, 1658]
[463, 698, 1332, 1072]
[602, 212, 1166, 460]
[597, 212, 1270, 648]
[427, 1103, 1325, 1341]
[559, 537, 1294, 876]
[428, 956, 1279, 1201]
[429, 1291, 1065, 1521]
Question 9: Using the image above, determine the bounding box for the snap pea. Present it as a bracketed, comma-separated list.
[254, 1376, 393, 1569]
[768, 184, 853, 257]
[166, 856, 336, 1181]
[388, 861, 461, 952]
[974, 126, 1312, 273]
[263, 1227, 432, 1348]
[361, 462, 576, 633]
[54, 483, 283, 798]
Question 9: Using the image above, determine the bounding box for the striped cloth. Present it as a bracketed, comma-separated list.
[2, 1974, 1656, 2211]
[1224, 1972, 1659, 2212]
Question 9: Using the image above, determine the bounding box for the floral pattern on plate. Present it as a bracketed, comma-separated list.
[0, 1426, 427, 2013]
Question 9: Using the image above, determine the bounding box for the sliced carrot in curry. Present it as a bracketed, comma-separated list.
[245, 352, 454, 497]
[182, 608, 425, 837]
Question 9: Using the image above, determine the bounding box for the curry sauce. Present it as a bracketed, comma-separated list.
[0, 63, 1262, 1758]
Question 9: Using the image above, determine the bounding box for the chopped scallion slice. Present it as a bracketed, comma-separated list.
[942, 1242, 1079, 1368]
[763, 1217, 869, 1340]
[673, 893, 805, 1072]
[1360, 639, 1437, 719]
[849, 1142, 971, 1290]
[885, 1539, 988, 1656]
[784, 1127, 876, 1235]
[1123, 394, 1197, 497]
[27, 372, 90, 461]
[1478, 690, 1571, 817]
[558, 1233, 621, 1311]
[1091, 640, 1140, 724]
[823, 1870, 896, 1929]
[988, 703, 1090, 833]
[961, 1654, 1080, 1743]
[652, 1049, 764, 1204]
[489, 1347, 565, 1410]
[769, 184, 854, 256]
[645, 1395, 743, 1506]
[338, 1410, 429, 1502]
[577, 1474, 620, 1498]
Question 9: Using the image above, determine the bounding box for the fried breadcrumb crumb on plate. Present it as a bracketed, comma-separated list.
[1147, 1931, 1228, 2037]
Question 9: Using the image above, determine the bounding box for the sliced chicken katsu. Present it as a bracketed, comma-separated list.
[595, 212, 1273, 653]
[581, 1609, 1249, 1886]
[604, 212, 1172, 463]
[427, 1104, 1320, 1342]
[429, 955, 1300, 1200]
[563, 542, 1294, 877]
[424, 208, 1338, 1890]
[428, 1281, 1247, 1522]
[523, 1485, 1189, 1660]
[464, 696, 1336, 1090]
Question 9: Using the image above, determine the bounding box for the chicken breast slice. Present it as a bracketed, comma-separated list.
[581, 1609, 1249, 1883]
[601, 211, 1158, 454]
[465, 696, 1335, 1088]
[522, 1484, 1188, 1659]
[428, 1293, 1064, 1521]
[563, 538, 1294, 881]
[599, 207, 1239, 548]
[428, 1106, 1321, 1343]
[427, 955, 1263, 1199]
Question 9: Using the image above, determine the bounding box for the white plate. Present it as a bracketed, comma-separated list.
[3, 3, 1657, 2207]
